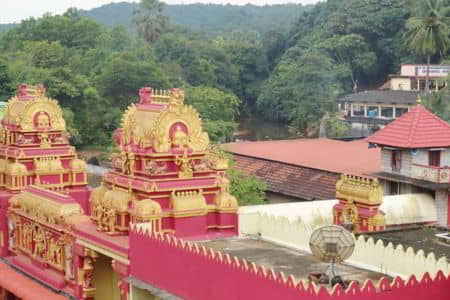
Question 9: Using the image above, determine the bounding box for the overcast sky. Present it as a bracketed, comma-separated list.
[1, 0, 320, 24]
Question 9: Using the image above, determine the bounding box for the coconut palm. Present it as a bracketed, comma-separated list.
[403, 0, 450, 92]
[133, 0, 168, 44]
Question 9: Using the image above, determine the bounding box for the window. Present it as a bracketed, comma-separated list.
[388, 181, 400, 195]
[391, 150, 402, 172]
[352, 104, 365, 116]
[381, 107, 393, 118]
[429, 151, 441, 167]
[395, 107, 408, 118]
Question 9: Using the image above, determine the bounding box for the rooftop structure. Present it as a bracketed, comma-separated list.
[366, 104, 450, 227]
[225, 139, 379, 201]
[388, 64, 449, 92]
[0, 84, 449, 300]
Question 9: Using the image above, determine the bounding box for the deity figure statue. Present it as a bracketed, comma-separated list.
[64, 243, 74, 280]
[175, 151, 193, 179]
[8, 219, 16, 250]
[34, 228, 46, 258]
[106, 207, 116, 233]
[39, 132, 51, 148]
[171, 126, 189, 148]
[36, 111, 50, 129]
[145, 161, 167, 175]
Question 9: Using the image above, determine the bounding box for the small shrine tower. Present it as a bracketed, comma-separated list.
[89, 87, 238, 238]
[0, 84, 89, 256]
[333, 174, 385, 232]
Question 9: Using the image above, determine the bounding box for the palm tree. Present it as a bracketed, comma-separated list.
[133, 0, 168, 44]
[403, 0, 450, 92]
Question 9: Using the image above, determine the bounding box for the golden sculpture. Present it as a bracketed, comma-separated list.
[39, 132, 51, 148]
[171, 126, 189, 148]
[336, 174, 383, 205]
[175, 151, 193, 179]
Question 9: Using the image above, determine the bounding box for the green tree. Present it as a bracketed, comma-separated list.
[423, 87, 450, 122]
[0, 59, 13, 99]
[257, 49, 342, 133]
[229, 160, 266, 206]
[186, 86, 241, 142]
[403, 0, 450, 92]
[318, 34, 376, 91]
[133, 0, 169, 43]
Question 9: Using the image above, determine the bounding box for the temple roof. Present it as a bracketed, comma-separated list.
[118, 87, 209, 152]
[367, 104, 450, 148]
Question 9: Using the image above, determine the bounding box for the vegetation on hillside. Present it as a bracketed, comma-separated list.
[0, 0, 448, 148]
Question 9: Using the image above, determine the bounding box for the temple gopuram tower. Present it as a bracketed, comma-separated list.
[0, 84, 89, 256]
[90, 87, 238, 238]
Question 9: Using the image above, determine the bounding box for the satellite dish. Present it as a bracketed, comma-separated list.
[309, 225, 355, 286]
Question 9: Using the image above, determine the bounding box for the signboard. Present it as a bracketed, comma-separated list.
[416, 65, 449, 77]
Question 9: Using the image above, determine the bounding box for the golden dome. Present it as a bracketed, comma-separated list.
[104, 189, 135, 213]
[133, 199, 162, 218]
[120, 88, 209, 152]
[3, 84, 65, 131]
[5, 161, 27, 175]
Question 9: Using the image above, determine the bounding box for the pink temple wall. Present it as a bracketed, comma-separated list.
[129, 229, 450, 300]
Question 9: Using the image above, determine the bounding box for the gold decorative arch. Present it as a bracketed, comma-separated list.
[151, 105, 209, 152]
[20, 97, 66, 131]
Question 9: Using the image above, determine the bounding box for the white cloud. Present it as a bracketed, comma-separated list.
[0, 0, 319, 24]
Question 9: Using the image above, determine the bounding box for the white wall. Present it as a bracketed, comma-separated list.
[381, 148, 412, 177]
[435, 190, 448, 226]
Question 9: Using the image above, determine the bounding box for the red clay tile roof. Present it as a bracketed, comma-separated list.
[367, 105, 450, 148]
[224, 138, 380, 176]
[232, 154, 339, 200]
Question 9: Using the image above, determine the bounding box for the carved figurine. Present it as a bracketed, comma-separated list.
[34, 228, 46, 258]
[171, 126, 189, 148]
[39, 132, 51, 148]
[175, 151, 193, 179]
[145, 161, 167, 175]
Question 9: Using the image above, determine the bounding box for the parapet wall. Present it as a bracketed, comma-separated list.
[129, 227, 450, 300]
[239, 213, 450, 278]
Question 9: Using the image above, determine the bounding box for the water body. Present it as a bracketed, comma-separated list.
[234, 118, 299, 141]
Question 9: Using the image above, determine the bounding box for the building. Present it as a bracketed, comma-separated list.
[0, 84, 238, 300]
[0, 84, 449, 300]
[339, 90, 418, 134]
[367, 104, 450, 227]
[388, 64, 449, 91]
[339, 64, 449, 136]
[224, 138, 380, 202]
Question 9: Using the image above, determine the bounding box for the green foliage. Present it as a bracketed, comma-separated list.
[422, 88, 450, 122]
[403, 0, 450, 58]
[0, 59, 13, 100]
[185, 86, 241, 142]
[257, 50, 342, 132]
[326, 116, 350, 138]
[228, 160, 267, 206]
[133, 0, 169, 43]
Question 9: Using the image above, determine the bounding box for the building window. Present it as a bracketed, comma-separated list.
[352, 104, 365, 116]
[381, 107, 393, 118]
[391, 150, 402, 172]
[395, 107, 408, 118]
[388, 181, 400, 195]
[429, 151, 441, 167]
[368, 106, 378, 118]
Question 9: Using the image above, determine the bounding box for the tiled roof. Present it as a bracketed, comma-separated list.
[224, 138, 380, 176]
[232, 154, 339, 200]
[367, 105, 450, 148]
[339, 90, 419, 104]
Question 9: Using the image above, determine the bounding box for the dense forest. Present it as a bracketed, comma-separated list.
[0, 0, 449, 149]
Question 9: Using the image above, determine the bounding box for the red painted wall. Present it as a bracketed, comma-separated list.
[129, 229, 450, 300]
